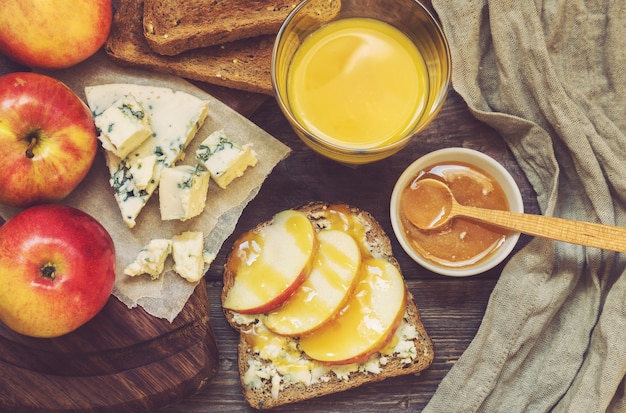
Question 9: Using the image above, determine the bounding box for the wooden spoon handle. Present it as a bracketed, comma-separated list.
[456, 205, 626, 253]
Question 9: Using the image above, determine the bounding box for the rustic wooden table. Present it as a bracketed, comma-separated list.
[157, 83, 540, 412]
[0, 34, 540, 412]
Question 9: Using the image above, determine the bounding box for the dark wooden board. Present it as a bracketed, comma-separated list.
[0, 279, 219, 413]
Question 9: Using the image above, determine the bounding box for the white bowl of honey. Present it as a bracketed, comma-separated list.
[390, 148, 524, 276]
[271, 0, 451, 164]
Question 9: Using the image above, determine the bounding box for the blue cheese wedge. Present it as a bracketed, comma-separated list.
[85, 84, 209, 228]
[94, 94, 153, 159]
[105, 152, 150, 228]
[195, 129, 258, 189]
[124, 238, 172, 279]
[159, 164, 210, 221]
[171, 231, 205, 282]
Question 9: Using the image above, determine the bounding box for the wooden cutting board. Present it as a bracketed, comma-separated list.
[0, 278, 220, 412]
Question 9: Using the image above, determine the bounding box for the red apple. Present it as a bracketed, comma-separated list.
[0, 204, 116, 338]
[0, 0, 112, 69]
[0, 72, 98, 207]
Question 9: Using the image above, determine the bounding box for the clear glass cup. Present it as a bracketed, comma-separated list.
[272, 0, 451, 164]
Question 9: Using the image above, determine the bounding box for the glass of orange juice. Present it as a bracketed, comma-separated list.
[272, 0, 451, 164]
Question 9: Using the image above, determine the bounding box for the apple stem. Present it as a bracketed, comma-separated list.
[25, 130, 40, 159]
[40, 262, 56, 280]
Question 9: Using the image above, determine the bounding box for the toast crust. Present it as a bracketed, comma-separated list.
[106, 0, 275, 94]
[222, 202, 434, 409]
[143, 0, 297, 56]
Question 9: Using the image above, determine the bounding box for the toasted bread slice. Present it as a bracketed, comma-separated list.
[222, 202, 434, 409]
[106, 0, 275, 94]
[143, 0, 297, 56]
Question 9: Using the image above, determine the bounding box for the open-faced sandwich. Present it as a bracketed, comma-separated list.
[221, 201, 434, 409]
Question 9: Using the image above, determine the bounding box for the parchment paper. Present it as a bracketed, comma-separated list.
[0, 52, 290, 322]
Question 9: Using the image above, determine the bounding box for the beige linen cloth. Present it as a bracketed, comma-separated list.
[425, 1, 626, 412]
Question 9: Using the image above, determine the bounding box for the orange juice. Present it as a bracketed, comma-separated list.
[287, 17, 429, 149]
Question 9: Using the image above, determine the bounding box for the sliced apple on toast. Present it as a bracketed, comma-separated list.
[263, 229, 361, 336]
[221, 203, 435, 410]
[299, 258, 407, 365]
[222, 209, 317, 314]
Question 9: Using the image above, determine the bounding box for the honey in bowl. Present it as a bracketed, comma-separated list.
[286, 17, 429, 149]
[399, 162, 511, 268]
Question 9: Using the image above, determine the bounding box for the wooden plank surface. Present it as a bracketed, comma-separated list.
[0, 26, 541, 413]
[156, 91, 540, 412]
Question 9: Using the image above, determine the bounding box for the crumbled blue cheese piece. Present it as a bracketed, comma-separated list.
[124, 238, 172, 279]
[243, 359, 276, 389]
[171, 231, 205, 282]
[231, 312, 259, 325]
[94, 94, 153, 159]
[85, 84, 209, 228]
[330, 363, 360, 380]
[380, 314, 419, 363]
[104, 152, 149, 228]
[124, 231, 207, 282]
[236, 312, 419, 399]
[159, 165, 210, 221]
[195, 129, 258, 189]
[202, 250, 217, 267]
[128, 153, 157, 190]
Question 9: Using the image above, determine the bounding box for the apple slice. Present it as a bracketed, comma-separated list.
[299, 259, 407, 365]
[223, 209, 317, 314]
[263, 229, 361, 336]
